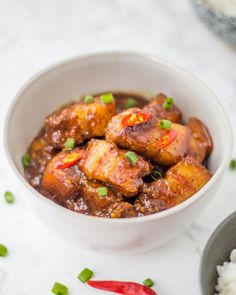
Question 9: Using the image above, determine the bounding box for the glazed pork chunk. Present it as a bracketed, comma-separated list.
[187, 117, 213, 163]
[67, 177, 137, 218]
[143, 93, 182, 123]
[42, 148, 84, 202]
[135, 155, 212, 215]
[42, 148, 137, 217]
[79, 139, 151, 197]
[106, 108, 190, 166]
[44, 95, 116, 148]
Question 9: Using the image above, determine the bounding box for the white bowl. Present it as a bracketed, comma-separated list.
[4, 52, 232, 254]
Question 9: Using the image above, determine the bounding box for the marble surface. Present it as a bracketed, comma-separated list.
[0, 0, 236, 294]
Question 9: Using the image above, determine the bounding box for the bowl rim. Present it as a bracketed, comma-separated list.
[200, 211, 236, 293]
[3, 50, 233, 224]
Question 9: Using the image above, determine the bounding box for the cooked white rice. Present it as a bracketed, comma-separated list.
[215, 249, 236, 295]
[205, 0, 236, 17]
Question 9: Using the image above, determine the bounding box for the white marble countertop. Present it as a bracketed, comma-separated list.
[0, 0, 236, 294]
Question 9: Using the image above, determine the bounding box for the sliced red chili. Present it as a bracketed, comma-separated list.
[157, 129, 177, 149]
[121, 111, 150, 127]
[87, 280, 157, 295]
[55, 150, 85, 169]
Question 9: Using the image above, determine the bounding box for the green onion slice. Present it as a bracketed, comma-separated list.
[78, 267, 94, 283]
[162, 97, 174, 110]
[125, 98, 137, 109]
[51, 282, 68, 295]
[159, 119, 172, 130]
[97, 187, 108, 197]
[4, 191, 14, 204]
[150, 170, 162, 181]
[64, 138, 75, 150]
[22, 153, 31, 167]
[125, 151, 138, 165]
[143, 278, 155, 288]
[100, 93, 114, 104]
[84, 95, 94, 104]
[229, 159, 236, 170]
[0, 244, 8, 257]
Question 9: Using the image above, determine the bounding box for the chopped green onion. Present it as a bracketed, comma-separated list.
[51, 282, 68, 295]
[162, 97, 174, 110]
[22, 153, 31, 167]
[4, 191, 14, 204]
[160, 119, 172, 130]
[97, 187, 108, 197]
[229, 159, 236, 170]
[64, 138, 75, 150]
[100, 93, 114, 104]
[78, 267, 94, 283]
[125, 98, 137, 109]
[0, 244, 8, 257]
[150, 170, 162, 181]
[125, 151, 138, 165]
[143, 278, 155, 288]
[84, 95, 94, 104]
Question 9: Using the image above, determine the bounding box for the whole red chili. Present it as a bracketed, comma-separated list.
[87, 280, 157, 295]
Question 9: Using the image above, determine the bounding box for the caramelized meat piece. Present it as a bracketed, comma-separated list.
[187, 117, 213, 163]
[135, 156, 212, 215]
[106, 108, 190, 166]
[44, 96, 116, 148]
[66, 178, 137, 218]
[42, 148, 82, 203]
[165, 155, 212, 196]
[109, 202, 137, 218]
[143, 93, 182, 123]
[79, 139, 151, 196]
[135, 179, 178, 215]
[25, 136, 56, 189]
[76, 178, 122, 217]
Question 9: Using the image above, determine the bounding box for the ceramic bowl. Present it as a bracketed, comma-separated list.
[191, 0, 236, 46]
[200, 211, 236, 294]
[4, 52, 232, 254]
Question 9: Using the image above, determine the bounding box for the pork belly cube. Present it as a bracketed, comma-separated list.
[165, 155, 212, 201]
[66, 178, 137, 218]
[42, 149, 82, 202]
[187, 117, 213, 163]
[135, 156, 212, 215]
[134, 179, 179, 215]
[105, 108, 190, 166]
[79, 139, 151, 197]
[77, 178, 123, 217]
[109, 202, 137, 218]
[143, 93, 182, 123]
[44, 96, 116, 148]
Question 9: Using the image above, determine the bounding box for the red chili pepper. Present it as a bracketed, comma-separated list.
[121, 111, 150, 127]
[157, 129, 177, 149]
[55, 150, 85, 169]
[87, 280, 157, 295]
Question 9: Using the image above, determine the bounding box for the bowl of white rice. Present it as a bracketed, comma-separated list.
[191, 0, 236, 46]
[201, 211, 236, 294]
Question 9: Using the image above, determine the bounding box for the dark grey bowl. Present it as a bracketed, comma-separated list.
[191, 0, 236, 46]
[201, 211, 236, 294]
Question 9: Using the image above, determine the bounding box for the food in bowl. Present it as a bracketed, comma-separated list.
[215, 249, 236, 294]
[22, 91, 213, 218]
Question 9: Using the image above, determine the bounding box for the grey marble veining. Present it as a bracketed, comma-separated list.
[0, 0, 236, 294]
